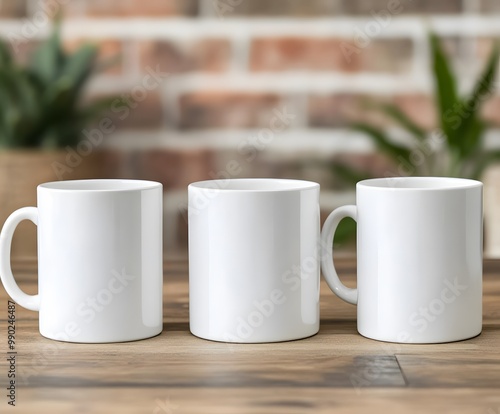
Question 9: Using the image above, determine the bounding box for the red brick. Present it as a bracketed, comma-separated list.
[475, 37, 495, 59]
[220, 0, 341, 16]
[438, 36, 462, 56]
[361, 39, 413, 72]
[179, 92, 283, 129]
[136, 149, 215, 189]
[309, 94, 365, 128]
[250, 38, 346, 72]
[64, 39, 124, 76]
[210, 149, 326, 185]
[311, 91, 492, 131]
[392, 94, 436, 130]
[81, 0, 198, 17]
[331, 152, 396, 182]
[443, 37, 500, 125]
[309, 94, 434, 129]
[0, 0, 27, 17]
[215, 0, 462, 16]
[479, 0, 500, 13]
[433, 36, 464, 72]
[483, 96, 500, 127]
[474, 37, 500, 70]
[91, 91, 164, 130]
[8, 40, 41, 65]
[309, 94, 391, 128]
[139, 39, 231, 74]
[249, 37, 413, 73]
[340, 0, 462, 14]
[38, 0, 84, 17]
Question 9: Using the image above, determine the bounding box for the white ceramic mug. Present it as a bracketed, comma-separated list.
[0, 179, 163, 343]
[321, 177, 483, 344]
[189, 178, 320, 343]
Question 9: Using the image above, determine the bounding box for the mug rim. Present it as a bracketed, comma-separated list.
[189, 178, 319, 192]
[357, 176, 482, 191]
[38, 179, 162, 192]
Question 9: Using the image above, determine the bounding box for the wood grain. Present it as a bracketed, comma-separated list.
[0, 256, 499, 413]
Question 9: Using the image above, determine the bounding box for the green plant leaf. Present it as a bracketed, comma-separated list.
[456, 117, 486, 174]
[458, 42, 499, 156]
[469, 150, 500, 180]
[340, 33, 497, 183]
[365, 102, 427, 142]
[1, 22, 118, 149]
[11, 68, 39, 119]
[42, 44, 99, 121]
[430, 33, 460, 150]
[94, 52, 121, 73]
[330, 161, 373, 185]
[30, 28, 64, 83]
[352, 123, 412, 165]
[333, 218, 357, 247]
[0, 40, 13, 67]
[79, 96, 115, 121]
[0, 67, 30, 146]
[60, 44, 98, 89]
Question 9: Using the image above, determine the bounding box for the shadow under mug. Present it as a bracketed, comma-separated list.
[0, 179, 163, 343]
[321, 177, 483, 344]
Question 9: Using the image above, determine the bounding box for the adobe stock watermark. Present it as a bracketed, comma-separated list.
[222, 288, 287, 343]
[409, 278, 467, 333]
[51, 65, 169, 180]
[184, 105, 296, 219]
[18, 268, 135, 385]
[349, 277, 468, 393]
[340, 0, 409, 63]
[238, 106, 296, 163]
[212, 0, 243, 19]
[438, 78, 500, 150]
[222, 247, 320, 347]
[8, 0, 70, 53]
[75, 268, 136, 324]
[383, 128, 446, 182]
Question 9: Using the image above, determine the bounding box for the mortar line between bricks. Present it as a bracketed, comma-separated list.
[3, 16, 500, 39]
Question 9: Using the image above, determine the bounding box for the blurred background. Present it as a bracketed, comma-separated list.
[1, 0, 500, 257]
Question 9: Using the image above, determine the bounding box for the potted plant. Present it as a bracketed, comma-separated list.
[331, 34, 500, 251]
[0, 24, 119, 257]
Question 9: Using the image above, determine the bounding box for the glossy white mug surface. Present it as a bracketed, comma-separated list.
[0, 179, 163, 343]
[321, 177, 483, 343]
[189, 178, 320, 343]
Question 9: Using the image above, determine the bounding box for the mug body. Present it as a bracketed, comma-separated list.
[37, 180, 163, 343]
[189, 178, 320, 343]
[356, 177, 482, 343]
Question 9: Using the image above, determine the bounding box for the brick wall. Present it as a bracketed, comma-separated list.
[2, 0, 500, 250]
[1, 0, 500, 189]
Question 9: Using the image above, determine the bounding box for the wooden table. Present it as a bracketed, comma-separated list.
[1, 256, 500, 413]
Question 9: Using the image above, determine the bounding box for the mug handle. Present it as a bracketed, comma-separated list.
[0, 207, 40, 311]
[320, 205, 358, 305]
